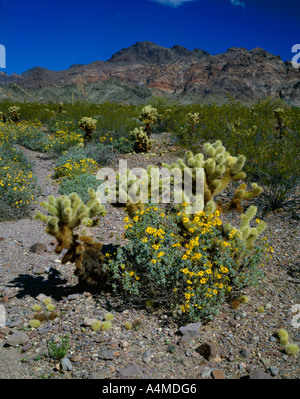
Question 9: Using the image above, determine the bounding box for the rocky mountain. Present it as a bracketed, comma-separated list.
[0, 41, 299, 105]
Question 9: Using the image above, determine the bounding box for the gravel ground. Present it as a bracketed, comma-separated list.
[0, 134, 299, 380]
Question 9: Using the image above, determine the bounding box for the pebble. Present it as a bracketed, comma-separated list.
[248, 369, 272, 379]
[98, 349, 115, 360]
[61, 357, 73, 371]
[268, 366, 280, 376]
[211, 369, 226, 379]
[118, 365, 142, 378]
[142, 350, 152, 363]
[5, 330, 30, 346]
[0, 304, 6, 328]
[240, 348, 251, 358]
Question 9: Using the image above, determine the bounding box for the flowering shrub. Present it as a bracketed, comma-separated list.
[104, 206, 270, 322]
[53, 157, 98, 179]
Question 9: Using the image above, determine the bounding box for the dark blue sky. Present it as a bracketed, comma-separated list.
[0, 0, 299, 74]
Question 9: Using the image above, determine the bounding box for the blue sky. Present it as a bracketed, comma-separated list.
[0, 0, 299, 74]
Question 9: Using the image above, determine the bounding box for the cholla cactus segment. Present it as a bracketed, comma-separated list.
[130, 127, 153, 153]
[8, 106, 20, 122]
[223, 205, 266, 250]
[78, 117, 97, 142]
[138, 105, 158, 136]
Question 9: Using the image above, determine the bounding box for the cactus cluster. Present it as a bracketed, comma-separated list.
[130, 126, 153, 153]
[34, 190, 107, 285]
[138, 105, 158, 136]
[78, 117, 97, 143]
[30, 297, 59, 328]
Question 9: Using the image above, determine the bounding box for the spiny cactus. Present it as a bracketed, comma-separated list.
[223, 205, 267, 250]
[78, 117, 97, 143]
[163, 140, 263, 219]
[186, 112, 200, 131]
[130, 126, 153, 153]
[34, 190, 107, 285]
[8, 106, 20, 123]
[138, 105, 158, 136]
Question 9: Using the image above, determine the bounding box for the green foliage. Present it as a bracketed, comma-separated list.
[58, 173, 101, 203]
[0, 144, 40, 220]
[47, 335, 70, 360]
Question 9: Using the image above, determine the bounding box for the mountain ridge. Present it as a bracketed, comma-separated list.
[0, 41, 299, 105]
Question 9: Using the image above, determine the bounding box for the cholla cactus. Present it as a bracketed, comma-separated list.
[78, 117, 97, 143]
[130, 127, 153, 153]
[139, 105, 158, 136]
[163, 140, 262, 216]
[8, 106, 20, 122]
[34, 190, 107, 285]
[223, 205, 267, 250]
[186, 112, 200, 130]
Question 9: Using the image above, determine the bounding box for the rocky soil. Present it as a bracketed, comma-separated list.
[0, 133, 299, 380]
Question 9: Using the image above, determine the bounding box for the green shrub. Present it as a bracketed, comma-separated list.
[58, 173, 101, 203]
[47, 335, 70, 360]
[104, 206, 268, 322]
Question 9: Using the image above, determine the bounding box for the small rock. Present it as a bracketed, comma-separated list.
[22, 343, 33, 352]
[67, 294, 79, 301]
[98, 349, 115, 360]
[5, 331, 30, 346]
[70, 355, 81, 362]
[29, 243, 47, 255]
[261, 357, 271, 367]
[118, 365, 142, 378]
[89, 370, 115, 379]
[29, 331, 38, 339]
[211, 369, 226, 379]
[61, 357, 73, 371]
[142, 350, 152, 363]
[268, 366, 280, 376]
[178, 322, 202, 337]
[201, 368, 214, 378]
[0, 304, 6, 328]
[248, 369, 272, 379]
[38, 326, 50, 335]
[197, 342, 217, 361]
[240, 348, 251, 358]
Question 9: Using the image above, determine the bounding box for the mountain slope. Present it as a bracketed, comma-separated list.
[0, 41, 299, 105]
